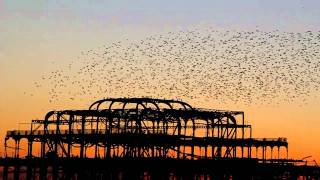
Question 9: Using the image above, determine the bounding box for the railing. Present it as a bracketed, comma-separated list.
[7, 123, 250, 137]
[6, 130, 287, 144]
[6, 129, 165, 136]
[255, 138, 287, 142]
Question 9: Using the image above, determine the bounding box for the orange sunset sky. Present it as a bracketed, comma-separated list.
[0, 1, 320, 163]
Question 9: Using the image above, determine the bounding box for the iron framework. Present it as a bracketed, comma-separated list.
[1, 98, 319, 179]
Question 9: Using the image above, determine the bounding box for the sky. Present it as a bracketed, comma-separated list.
[0, 0, 320, 162]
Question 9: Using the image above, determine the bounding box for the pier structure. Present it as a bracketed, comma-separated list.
[2, 98, 319, 179]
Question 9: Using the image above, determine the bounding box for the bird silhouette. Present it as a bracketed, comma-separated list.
[32, 27, 320, 107]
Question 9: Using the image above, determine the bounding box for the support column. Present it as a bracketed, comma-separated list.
[16, 140, 20, 158]
[2, 165, 8, 180]
[27, 139, 33, 158]
[26, 164, 33, 180]
[14, 164, 20, 180]
[80, 115, 85, 159]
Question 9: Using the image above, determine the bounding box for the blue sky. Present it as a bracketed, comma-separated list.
[1, 0, 320, 93]
[1, 0, 320, 30]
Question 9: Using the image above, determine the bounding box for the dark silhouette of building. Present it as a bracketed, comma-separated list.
[1, 98, 319, 179]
